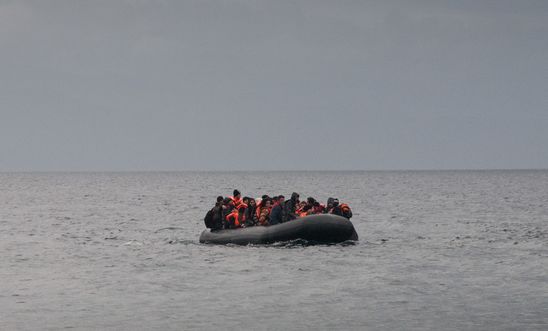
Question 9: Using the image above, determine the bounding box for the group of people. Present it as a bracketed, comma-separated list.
[204, 189, 352, 230]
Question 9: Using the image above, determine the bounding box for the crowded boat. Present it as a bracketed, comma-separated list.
[204, 189, 353, 231]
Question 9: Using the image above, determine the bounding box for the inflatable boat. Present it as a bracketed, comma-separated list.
[199, 214, 358, 245]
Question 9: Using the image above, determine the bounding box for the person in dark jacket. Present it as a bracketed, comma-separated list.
[221, 197, 235, 229]
[325, 197, 335, 214]
[244, 198, 259, 227]
[269, 195, 285, 225]
[283, 192, 300, 222]
[204, 196, 224, 230]
[211, 196, 224, 230]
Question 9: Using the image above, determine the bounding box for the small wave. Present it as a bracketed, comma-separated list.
[121, 240, 144, 246]
[165, 238, 199, 245]
[154, 227, 186, 233]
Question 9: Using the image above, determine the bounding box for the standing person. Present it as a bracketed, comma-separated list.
[283, 192, 300, 222]
[258, 199, 272, 226]
[244, 198, 258, 227]
[269, 195, 285, 225]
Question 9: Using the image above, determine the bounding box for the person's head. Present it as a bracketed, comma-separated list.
[332, 198, 339, 207]
[291, 192, 300, 201]
[298, 201, 306, 208]
[261, 194, 269, 201]
[272, 196, 279, 204]
[327, 197, 335, 208]
[216, 196, 224, 203]
[264, 199, 272, 208]
[249, 198, 256, 206]
[242, 196, 250, 205]
[233, 189, 241, 199]
[307, 197, 316, 205]
[278, 195, 285, 203]
[313, 201, 320, 207]
[223, 197, 232, 205]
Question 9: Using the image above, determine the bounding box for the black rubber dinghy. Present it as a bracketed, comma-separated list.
[199, 214, 358, 245]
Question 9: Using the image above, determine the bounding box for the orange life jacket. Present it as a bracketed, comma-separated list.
[230, 196, 242, 207]
[258, 207, 270, 226]
[256, 200, 263, 219]
[226, 210, 241, 228]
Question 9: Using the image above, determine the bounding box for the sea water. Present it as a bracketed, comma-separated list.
[1, 171, 547, 330]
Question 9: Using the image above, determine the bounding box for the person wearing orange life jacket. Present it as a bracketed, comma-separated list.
[295, 200, 306, 217]
[229, 189, 242, 207]
[225, 203, 247, 229]
[298, 204, 312, 218]
[312, 201, 325, 214]
[302, 197, 318, 216]
[256, 194, 270, 220]
[330, 198, 353, 219]
[258, 199, 272, 226]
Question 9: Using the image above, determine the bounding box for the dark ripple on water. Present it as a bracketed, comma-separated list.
[1, 171, 548, 330]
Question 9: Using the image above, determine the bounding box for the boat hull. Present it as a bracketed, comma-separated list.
[199, 214, 358, 245]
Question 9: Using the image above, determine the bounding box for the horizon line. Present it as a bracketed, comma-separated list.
[1, 168, 547, 173]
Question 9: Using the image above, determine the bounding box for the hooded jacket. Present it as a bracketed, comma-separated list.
[283, 192, 299, 222]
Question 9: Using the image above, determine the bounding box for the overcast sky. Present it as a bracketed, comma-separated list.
[1, 0, 547, 171]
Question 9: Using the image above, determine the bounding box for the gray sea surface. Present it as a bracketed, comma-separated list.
[1, 171, 547, 330]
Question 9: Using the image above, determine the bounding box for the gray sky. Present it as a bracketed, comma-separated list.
[1, 0, 547, 171]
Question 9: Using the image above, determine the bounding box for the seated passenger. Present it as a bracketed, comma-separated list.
[221, 197, 235, 229]
[312, 201, 325, 214]
[256, 194, 270, 219]
[244, 198, 258, 227]
[269, 195, 285, 225]
[204, 196, 224, 230]
[230, 189, 242, 207]
[258, 199, 272, 226]
[325, 197, 335, 214]
[330, 198, 353, 219]
[226, 203, 247, 229]
[283, 192, 300, 222]
[295, 200, 306, 216]
[299, 204, 312, 217]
